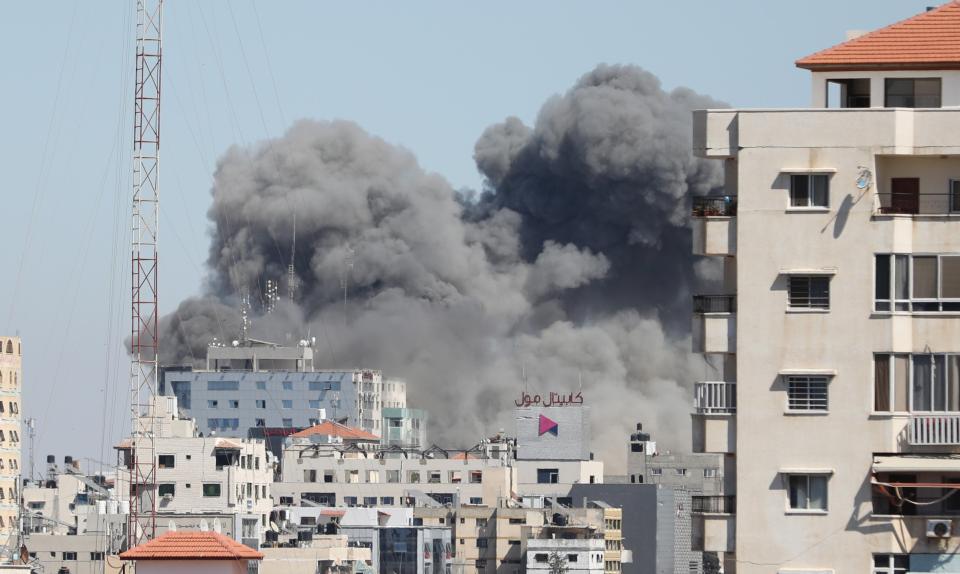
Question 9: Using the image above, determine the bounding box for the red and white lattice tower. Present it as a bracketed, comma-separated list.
[128, 0, 162, 549]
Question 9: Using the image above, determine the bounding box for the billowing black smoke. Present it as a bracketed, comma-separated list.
[160, 65, 725, 469]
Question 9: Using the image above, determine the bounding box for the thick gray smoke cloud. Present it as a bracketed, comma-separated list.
[160, 65, 725, 471]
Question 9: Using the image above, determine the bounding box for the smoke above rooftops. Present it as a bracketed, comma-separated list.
[159, 64, 725, 471]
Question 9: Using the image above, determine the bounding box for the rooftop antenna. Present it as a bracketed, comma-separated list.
[340, 245, 355, 326]
[287, 212, 298, 301]
[240, 287, 251, 342]
[129, 0, 163, 547]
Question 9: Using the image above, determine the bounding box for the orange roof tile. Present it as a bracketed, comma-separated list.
[291, 420, 379, 441]
[451, 452, 478, 460]
[797, 2, 960, 70]
[120, 531, 263, 561]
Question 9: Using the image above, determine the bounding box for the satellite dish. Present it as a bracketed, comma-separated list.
[167, 520, 177, 532]
[270, 521, 280, 533]
[213, 519, 223, 533]
[200, 519, 209, 532]
[856, 167, 873, 190]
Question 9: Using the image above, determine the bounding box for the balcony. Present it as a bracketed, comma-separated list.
[692, 196, 737, 217]
[691, 498, 735, 553]
[877, 193, 959, 216]
[694, 382, 736, 415]
[910, 415, 960, 446]
[692, 197, 737, 257]
[692, 495, 736, 514]
[692, 296, 736, 354]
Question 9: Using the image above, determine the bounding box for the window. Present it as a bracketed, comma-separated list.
[508, 539, 520, 545]
[63, 552, 77, 561]
[534, 554, 549, 563]
[309, 400, 321, 409]
[789, 174, 829, 208]
[207, 380, 239, 391]
[90, 552, 104, 561]
[158, 455, 175, 469]
[786, 376, 829, 412]
[885, 78, 941, 108]
[214, 451, 235, 469]
[536, 468, 559, 484]
[476, 538, 488, 548]
[508, 518, 524, 524]
[158, 484, 175, 497]
[651, 468, 662, 476]
[469, 497, 483, 505]
[363, 496, 377, 506]
[567, 554, 578, 563]
[367, 470, 379, 483]
[704, 468, 718, 478]
[256, 381, 266, 390]
[229, 400, 239, 408]
[282, 400, 293, 409]
[255, 418, 265, 427]
[787, 474, 828, 511]
[409, 471, 421, 483]
[282, 418, 293, 427]
[203, 483, 222, 497]
[470, 470, 482, 484]
[877, 253, 960, 312]
[279, 496, 293, 505]
[873, 554, 909, 574]
[208, 400, 219, 408]
[788, 276, 830, 309]
[282, 381, 293, 391]
[381, 496, 395, 505]
[387, 470, 400, 483]
[675, 468, 687, 476]
[428, 471, 441, 484]
[344, 496, 358, 507]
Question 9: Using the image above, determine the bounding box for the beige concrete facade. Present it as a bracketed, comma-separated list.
[0, 336, 21, 553]
[692, 62, 960, 572]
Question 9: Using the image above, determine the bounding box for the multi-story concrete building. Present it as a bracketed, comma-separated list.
[515, 404, 604, 498]
[115, 396, 274, 547]
[626, 424, 727, 574]
[382, 407, 428, 449]
[0, 336, 21, 555]
[160, 340, 406, 438]
[274, 432, 517, 509]
[691, 3, 960, 572]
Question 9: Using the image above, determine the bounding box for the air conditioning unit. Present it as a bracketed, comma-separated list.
[162, 494, 173, 500]
[927, 519, 952, 538]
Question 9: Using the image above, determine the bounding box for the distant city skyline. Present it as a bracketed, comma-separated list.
[0, 0, 936, 471]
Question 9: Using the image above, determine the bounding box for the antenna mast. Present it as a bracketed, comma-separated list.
[129, 0, 162, 548]
[287, 212, 298, 301]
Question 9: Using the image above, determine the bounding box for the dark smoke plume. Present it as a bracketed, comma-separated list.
[160, 65, 725, 470]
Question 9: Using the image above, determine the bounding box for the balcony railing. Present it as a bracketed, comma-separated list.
[693, 295, 736, 314]
[694, 382, 736, 415]
[877, 193, 960, 215]
[692, 495, 735, 514]
[909, 414, 960, 445]
[692, 196, 737, 217]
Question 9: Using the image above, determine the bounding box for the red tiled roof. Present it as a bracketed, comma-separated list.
[119, 531, 263, 561]
[320, 509, 346, 517]
[291, 420, 379, 441]
[797, 2, 960, 70]
[451, 452, 478, 460]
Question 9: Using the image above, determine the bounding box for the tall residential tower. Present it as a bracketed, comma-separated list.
[0, 336, 22, 552]
[692, 3, 960, 572]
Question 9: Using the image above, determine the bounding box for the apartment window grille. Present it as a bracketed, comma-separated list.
[873, 554, 909, 574]
[789, 174, 829, 208]
[786, 376, 829, 412]
[885, 78, 942, 108]
[787, 474, 828, 511]
[875, 253, 960, 312]
[788, 276, 830, 309]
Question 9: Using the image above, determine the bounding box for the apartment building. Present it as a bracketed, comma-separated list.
[691, 3, 960, 572]
[524, 511, 607, 574]
[0, 336, 21, 552]
[274, 432, 517, 509]
[115, 396, 273, 547]
[160, 340, 405, 438]
[626, 424, 727, 574]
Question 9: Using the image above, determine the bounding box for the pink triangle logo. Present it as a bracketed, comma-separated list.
[539, 414, 558, 436]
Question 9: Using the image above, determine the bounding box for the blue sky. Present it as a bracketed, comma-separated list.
[0, 0, 935, 472]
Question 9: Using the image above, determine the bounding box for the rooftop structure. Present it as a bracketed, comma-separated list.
[119, 530, 264, 560]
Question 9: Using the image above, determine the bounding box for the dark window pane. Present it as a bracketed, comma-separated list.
[876, 255, 891, 301]
[914, 256, 938, 298]
[790, 175, 809, 207]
